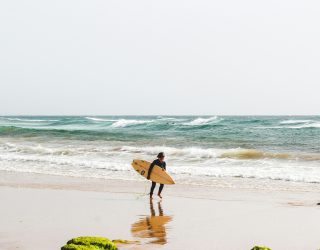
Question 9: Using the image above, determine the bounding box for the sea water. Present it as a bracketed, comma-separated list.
[0, 116, 319, 188]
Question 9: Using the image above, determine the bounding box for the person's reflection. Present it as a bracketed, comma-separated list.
[131, 200, 172, 245]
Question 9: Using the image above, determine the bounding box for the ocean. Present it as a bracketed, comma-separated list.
[0, 116, 319, 188]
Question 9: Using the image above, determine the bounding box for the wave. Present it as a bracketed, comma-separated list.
[0, 117, 59, 122]
[219, 149, 290, 160]
[280, 119, 312, 125]
[111, 119, 153, 128]
[2, 145, 320, 185]
[0, 126, 149, 141]
[85, 117, 115, 122]
[0, 154, 131, 173]
[278, 122, 320, 129]
[183, 116, 219, 126]
[219, 149, 320, 161]
[257, 122, 320, 129]
[277, 119, 320, 129]
[2, 160, 320, 185]
[2, 134, 319, 162]
[2, 141, 320, 185]
[119, 146, 320, 162]
[2, 142, 77, 156]
[156, 117, 187, 122]
[119, 145, 222, 158]
[290, 122, 320, 129]
[0, 143, 221, 159]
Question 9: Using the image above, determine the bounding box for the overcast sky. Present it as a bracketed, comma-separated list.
[0, 0, 319, 115]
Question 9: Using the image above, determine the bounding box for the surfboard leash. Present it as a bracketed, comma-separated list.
[135, 182, 149, 199]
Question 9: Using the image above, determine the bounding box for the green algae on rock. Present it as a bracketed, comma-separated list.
[251, 246, 271, 250]
[61, 243, 98, 250]
[61, 236, 117, 250]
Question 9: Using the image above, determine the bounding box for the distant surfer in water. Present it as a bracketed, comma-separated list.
[147, 152, 166, 199]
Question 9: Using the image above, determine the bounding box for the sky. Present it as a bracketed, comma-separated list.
[0, 0, 319, 115]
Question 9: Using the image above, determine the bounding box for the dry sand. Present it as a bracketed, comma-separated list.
[1, 171, 320, 250]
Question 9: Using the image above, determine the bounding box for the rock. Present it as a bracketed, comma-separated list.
[61, 236, 118, 250]
[251, 246, 271, 250]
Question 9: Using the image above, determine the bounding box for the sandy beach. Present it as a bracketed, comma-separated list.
[1, 171, 320, 250]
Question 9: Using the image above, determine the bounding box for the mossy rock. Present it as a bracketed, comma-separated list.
[61, 236, 117, 250]
[251, 246, 271, 250]
[61, 243, 100, 250]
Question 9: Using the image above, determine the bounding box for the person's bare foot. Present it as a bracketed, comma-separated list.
[158, 194, 162, 199]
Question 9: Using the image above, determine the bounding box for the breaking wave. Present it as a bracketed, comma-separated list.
[111, 119, 153, 128]
[0, 117, 59, 122]
[220, 149, 290, 160]
[280, 119, 312, 125]
[183, 116, 220, 126]
[85, 117, 115, 122]
[280, 122, 320, 129]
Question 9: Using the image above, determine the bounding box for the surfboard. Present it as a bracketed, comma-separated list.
[131, 159, 175, 185]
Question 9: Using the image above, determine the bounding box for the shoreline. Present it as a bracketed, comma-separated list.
[1, 170, 320, 196]
[1, 171, 320, 249]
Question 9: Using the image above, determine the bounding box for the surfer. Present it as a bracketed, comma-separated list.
[147, 152, 166, 199]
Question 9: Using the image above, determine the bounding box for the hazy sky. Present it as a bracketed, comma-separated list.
[0, 0, 319, 115]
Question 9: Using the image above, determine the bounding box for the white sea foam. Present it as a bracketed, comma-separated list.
[257, 121, 320, 129]
[1, 138, 320, 185]
[280, 119, 312, 125]
[1, 144, 320, 184]
[290, 122, 320, 129]
[0, 117, 59, 122]
[111, 119, 153, 128]
[277, 119, 320, 129]
[119, 145, 223, 159]
[156, 117, 188, 122]
[85, 117, 116, 122]
[277, 122, 320, 129]
[183, 116, 219, 126]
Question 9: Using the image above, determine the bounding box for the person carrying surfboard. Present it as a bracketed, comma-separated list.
[147, 152, 166, 199]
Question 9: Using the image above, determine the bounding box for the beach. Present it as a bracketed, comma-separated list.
[1, 171, 320, 250]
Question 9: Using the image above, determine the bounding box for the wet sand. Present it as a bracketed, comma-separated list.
[1, 171, 320, 250]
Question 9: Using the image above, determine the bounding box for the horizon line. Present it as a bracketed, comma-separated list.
[0, 114, 318, 117]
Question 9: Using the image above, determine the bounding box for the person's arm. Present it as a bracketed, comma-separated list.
[147, 160, 156, 179]
[163, 162, 166, 170]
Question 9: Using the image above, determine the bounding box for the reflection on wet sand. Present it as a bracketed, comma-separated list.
[131, 200, 172, 245]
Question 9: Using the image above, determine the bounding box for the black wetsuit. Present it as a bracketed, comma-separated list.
[147, 159, 166, 196]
